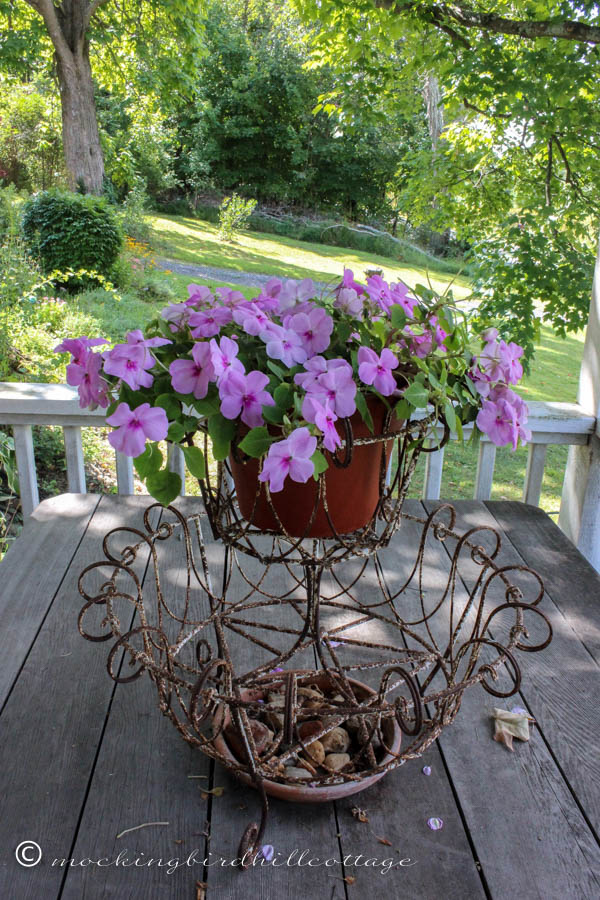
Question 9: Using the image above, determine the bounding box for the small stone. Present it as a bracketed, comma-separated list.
[321, 727, 350, 753]
[301, 739, 325, 766]
[283, 766, 312, 780]
[224, 719, 272, 760]
[297, 720, 322, 741]
[324, 752, 351, 772]
[298, 687, 323, 701]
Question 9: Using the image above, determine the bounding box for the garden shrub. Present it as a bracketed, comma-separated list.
[21, 190, 122, 278]
[119, 179, 152, 243]
[218, 193, 257, 241]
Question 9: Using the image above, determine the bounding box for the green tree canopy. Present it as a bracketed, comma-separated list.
[296, 0, 600, 355]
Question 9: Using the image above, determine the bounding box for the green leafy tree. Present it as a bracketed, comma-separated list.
[175, 0, 405, 216]
[297, 0, 600, 355]
[0, 0, 203, 194]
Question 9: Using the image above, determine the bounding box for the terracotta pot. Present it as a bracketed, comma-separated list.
[230, 398, 402, 538]
[212, 671, 402, 803]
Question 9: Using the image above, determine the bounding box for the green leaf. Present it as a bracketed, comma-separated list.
[238, 426, 273, 458]
[311, 448, 329, 480]
[167, 422, 186, 443]
[182, 445, 206, 479]
[146, 469, 182, 507]
[274, 383, 294, 410]
[267, 360, 285, 380]
[403, 383, 430, 409]
[394, 399, 412, 420]
[355, 392, 374, 433]
[390, 305, 407, 329]
[444, 402, 457, 433]
[133, 442, 163, 479]
[208, 413, 236, 461]
[155, 393, 181, 420]
[263, 405, 285, 424]
[193, 395, 221, 417]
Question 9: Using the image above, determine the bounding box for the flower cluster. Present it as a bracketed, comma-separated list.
[55, 271, 530, 505]
[470, 328, 530, 450]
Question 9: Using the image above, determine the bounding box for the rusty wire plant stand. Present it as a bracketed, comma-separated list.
[77, 417, 552, 865]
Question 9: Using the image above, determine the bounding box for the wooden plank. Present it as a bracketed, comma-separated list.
[422, 500, 600, 896]
[12, 423, 39, 518]
[0, 495, 160, 900]
[63, 426, 86, 493]
[330, 502, 486, 898]
[0, 493, 99, 710]
[523, 443, 547, 505]
[474, 442, 496, 500]
[488, 501, 600, 665]
[62, 498, 213, 898]
[204, 534, 347, 897]
[0, 381, 106, 423]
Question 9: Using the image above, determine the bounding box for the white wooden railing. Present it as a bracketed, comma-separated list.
[0, 381, 596, 529]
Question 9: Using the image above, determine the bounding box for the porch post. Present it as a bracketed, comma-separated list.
[558, 238, 600, 570]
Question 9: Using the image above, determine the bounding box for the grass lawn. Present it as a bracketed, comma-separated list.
[149, 214, 472, 299]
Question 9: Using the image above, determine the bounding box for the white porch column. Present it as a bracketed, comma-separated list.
[559, 237, 600, 570]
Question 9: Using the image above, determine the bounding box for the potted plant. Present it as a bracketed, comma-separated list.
[55, 270, 530, 537]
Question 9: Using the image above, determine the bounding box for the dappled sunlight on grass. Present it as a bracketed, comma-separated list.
[149, 214, 471, 298]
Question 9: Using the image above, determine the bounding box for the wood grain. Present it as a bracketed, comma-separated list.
[0, 495, 159, 900]
[423, 499, 600, 897]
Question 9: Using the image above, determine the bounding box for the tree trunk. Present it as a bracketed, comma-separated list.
[56, 40, 104, 194]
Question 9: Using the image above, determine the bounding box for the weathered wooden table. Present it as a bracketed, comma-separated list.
[1, 494, 599, 900]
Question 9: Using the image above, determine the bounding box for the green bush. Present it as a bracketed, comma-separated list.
[21, 190, 122, 278]
[119, 179, 152, 243]
[218, 193, 257, 241]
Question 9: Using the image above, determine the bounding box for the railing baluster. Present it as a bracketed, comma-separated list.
[167, 444, 186, 496]
[63, 426, 86, 493]
[12, 424, 39, 519]
[474, 441, 497, 500]
[115, 451, 134, 494]
[423, 445, 445, 500]
[523, 443, 547, 506]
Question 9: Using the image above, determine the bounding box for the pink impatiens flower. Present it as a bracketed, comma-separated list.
[54, 336, 108, 363]
[233, 302, 274, 337]
[106, 402, 169, 458]
[187, 283, 214, 306]
[258, 427, 317, 492]
[358, 346, 399, 396]
[189, 306, 233, 338]
[365, 274, 393, 313]
[209, 336, 245, 384]
[68, 350, 108, 409]
[219, 370, 275, 428]
[125, 329, 172, 352]
[333, 287, 363, 317]
[260, 323, 307, 367]
[389, 282, 416, 318]
[286, 307, 334, 357]
[103, 342, 156, 390]
[308, 399, 341, 452]
[169, 342, 215, 399]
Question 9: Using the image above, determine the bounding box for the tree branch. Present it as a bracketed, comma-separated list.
[375, 0, 600, 45]
[85, 0, 112, 29]
[23, 0, 72, 59]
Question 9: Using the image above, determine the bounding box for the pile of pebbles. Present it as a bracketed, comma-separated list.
[223, 680, 382, 781]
